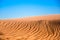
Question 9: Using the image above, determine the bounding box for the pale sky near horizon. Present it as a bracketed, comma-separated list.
[0, 0, 60, 19]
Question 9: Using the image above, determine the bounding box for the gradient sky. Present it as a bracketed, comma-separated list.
[0, 0, 60, 19]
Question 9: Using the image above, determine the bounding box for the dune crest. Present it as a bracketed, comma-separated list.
[0, 15, 60, 40]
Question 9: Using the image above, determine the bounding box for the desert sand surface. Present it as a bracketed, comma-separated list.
[0, 14, 60, 40]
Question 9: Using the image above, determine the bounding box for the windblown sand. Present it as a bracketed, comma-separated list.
[0, 15, 60, 40]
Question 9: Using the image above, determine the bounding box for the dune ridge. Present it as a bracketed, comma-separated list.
[0, 15, 60, 40]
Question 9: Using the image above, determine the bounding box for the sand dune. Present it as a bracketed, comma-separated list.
[0, 15, 60, 40]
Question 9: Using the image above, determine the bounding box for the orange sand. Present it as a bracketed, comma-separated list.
[0, 14, 60, 40]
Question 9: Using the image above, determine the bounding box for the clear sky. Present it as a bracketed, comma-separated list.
[0, 0, 60, 19]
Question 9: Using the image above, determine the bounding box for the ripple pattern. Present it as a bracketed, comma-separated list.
[0, 20, 60, 40]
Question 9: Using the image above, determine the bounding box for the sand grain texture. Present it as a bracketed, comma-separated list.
[0, 15, 60, 40]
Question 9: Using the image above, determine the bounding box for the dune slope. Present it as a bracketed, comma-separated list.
[0, 15, 60, 40]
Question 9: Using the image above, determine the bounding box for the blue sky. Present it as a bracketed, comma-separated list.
[0, 0, 60, 19]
